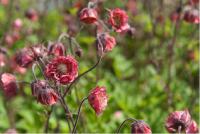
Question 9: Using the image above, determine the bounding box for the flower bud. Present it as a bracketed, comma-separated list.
[184, 9, 200, 24]
[75, 48, 83, 57]
[79, 8, 98, 24]
[48, 42, 66, 56]
[31, 80, 58, 105]
[25, 8, 38, 21]
[165, 110, 191, 133]
[0, 53, 7, 67]
[12, 18, 23, 30]
[131, 120, 152, 134]
[15, 47, 34, 67]
[0, 73, 17, 98]
[96, 33, 116, 56]
[31, 44, 48, 59]
[186, 120, 199, 134]
[88, 86, 108, 115]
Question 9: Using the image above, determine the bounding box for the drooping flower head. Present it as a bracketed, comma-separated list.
[79, 7, 98, 24]
[44, 56, 78, 84]
[184, 9, 200, 24]
[165, 110, 192, 133]
[25, 8, 38, 21]
[88, 86, 108, 115]
[0, 73, 17, 98]
[131, 120, 152, 134]
[31, 80, 58, 105]
[48, 42, 66, 56]
[108, 8, 129, 32]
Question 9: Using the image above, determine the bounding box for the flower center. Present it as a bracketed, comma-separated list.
[57, 64, 67, 74]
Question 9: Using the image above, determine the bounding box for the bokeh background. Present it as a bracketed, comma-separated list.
[0, 0, 199, 133]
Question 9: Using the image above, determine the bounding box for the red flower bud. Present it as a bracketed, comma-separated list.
[79, 8, 98, 24]
[31, 80, 58, 105]
[15, 47, 34, 67]
[48, 42, 66, 56]
[96, 33, 116, 56]
[131, 120, 152, 134]
[108, 8, 129, 33]
[25, 8, 38, 21]
[0, 73, 17, 98]
[88, 86, 108, 115]
[12, 18, 23, 30]
[170, 11, 181, 22]
[165, 110, 191, 133]
[186, 120, 199, 134]
[45, 56, 78, 84]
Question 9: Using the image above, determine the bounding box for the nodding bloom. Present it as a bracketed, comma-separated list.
[30, 44, 48, 59]
[79, 7, 98, 24]
[31, 80, 58, 105]
[12, 18, 23, 30]
[44, 56, 78, 84]
[165, 110, 192, 133]
[0, 73, 17, 98]
[131, 120, 152, 134]
[88, 86, 108, 115]
[108, 8, 129, 33]
[184, 9, 200, 24]
[48, 42, 66, 56]
[15, 47, 35, 67]
[96, 33, 116, 56]
[11, 57, 27, 74]
[186, 120, 199, 134]
[25, 8, 38, 21]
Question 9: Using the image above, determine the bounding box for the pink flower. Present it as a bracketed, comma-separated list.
[31, 80, 58, 105]
[88, 86, 108, 115]
[79, 8, 98, 24]
[12, 18, 23, 30]
[108, 8, 129, 32]
[30, 44, 48, 58]
[170, 11, 181, 22]
[48, 42, 66, 56]
[165, 110, 191, 133]
[15, 47, 35, 67]
[0, 53, 6, 67]
[184, 9, 200, 24]
[45, 56, 78, 84]
[186, 120, 199, 134]
[131, 120, 152, 134]
[96, 33, 116, 55]
[11, 57, 27, 74]
[0, 73, 17, 98]
[189, 0, 199, 5]
[25, 9, 38, 21]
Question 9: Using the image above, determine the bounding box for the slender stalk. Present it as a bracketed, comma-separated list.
[72, 97, 88, 133]
[116, 118, 138, 133]
[32, 63, 38, 80]
[63, 57, 102, 97]
[44, 106, 54, 133]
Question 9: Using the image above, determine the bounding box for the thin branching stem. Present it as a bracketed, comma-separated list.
[116, 118, 138, 133]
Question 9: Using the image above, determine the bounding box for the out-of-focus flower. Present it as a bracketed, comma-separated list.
[25, 8, 38, 21]
[10, 57, 27, 74]
[15, 47, 34, 68]
[31, 80, 58, 105]
[0, 73, 17, 98]
[0, 53, 7, 67]
[45, 56, 78, 84]
[88, 86, 108, 115]
[170, 11, 181, 22]
[184, 9, 200, 24]
[4, 128, 18, 134]
[4, 34, 14, 46]
[114, 111, 123, 120]
[165, 110, 191, 133]
[186, 120, 199, 134]
[0, 0, 9, 5]
[79, 8, 98, 24]
[189, 0, 199, 5]
[96, 33, 116, 56]
[12, 18, 23, 30]
[48, 42, 65, 56]
[126, 0, 137, 15]
[131, 120, 152, 134]
[108, 8, 129, 33]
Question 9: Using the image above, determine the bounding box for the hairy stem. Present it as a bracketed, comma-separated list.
[72, 97, 88, 133]
[44, 106, 54, 133]
[116, 118, 138, 133]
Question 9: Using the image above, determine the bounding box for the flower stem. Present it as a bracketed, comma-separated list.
[44, 106, 54, 133]
[72, 97, 88, 133]
[116, 118, 138, 133]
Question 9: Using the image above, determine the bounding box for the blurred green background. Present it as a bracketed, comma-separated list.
[0, 0, 199, 133]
